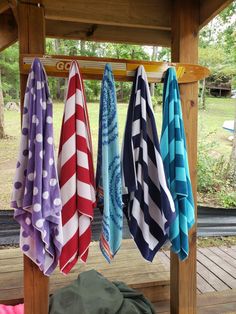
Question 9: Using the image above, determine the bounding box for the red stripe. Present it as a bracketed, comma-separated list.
[77, 195, 94, 217]
[60, 154, 76, 187]
[61, 115, 76, 144]
[61, 194, 77, 225]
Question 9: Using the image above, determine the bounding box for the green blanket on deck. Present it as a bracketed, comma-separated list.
[49, 270, 155, 314]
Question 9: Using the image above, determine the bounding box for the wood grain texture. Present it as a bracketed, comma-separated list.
[200, 0, 234, 28]
[170, 1, 199, 313]
[43, 0, 171, 30]
[18, 1, 48, 313]
[154, 289, 236, 314]
[46, 20, 171, 47]
[0, 0, 9, 14]
[0, 9, 18, 52]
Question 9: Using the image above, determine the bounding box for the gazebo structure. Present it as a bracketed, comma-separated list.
[0, 0, 234, 313]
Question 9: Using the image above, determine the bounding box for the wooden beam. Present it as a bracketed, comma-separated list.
[0, 0, 9, 14]
[46, 20, 171, 47]
[200, 0, 234, 28]
[18, 1, 48, 313]
[8, 0, 18, 24]
[0, 9, 17, 52]
[43, 0, 171, 30]
[170, 0, 199, 313]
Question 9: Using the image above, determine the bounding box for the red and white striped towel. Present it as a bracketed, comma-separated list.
[58, 61, 96, 274]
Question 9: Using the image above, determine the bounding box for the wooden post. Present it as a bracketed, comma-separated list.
[18, 2, 49, 314]
[170, 1, 199, 314]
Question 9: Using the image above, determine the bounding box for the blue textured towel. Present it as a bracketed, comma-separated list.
[96, 64, 123, 262]
[160, 67, 195, 260]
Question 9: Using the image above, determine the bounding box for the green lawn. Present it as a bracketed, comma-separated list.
[0, 97, 235, 209]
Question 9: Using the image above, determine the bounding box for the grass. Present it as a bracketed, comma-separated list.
[198, 97, 235, 157]
[0, 96, 235, 209]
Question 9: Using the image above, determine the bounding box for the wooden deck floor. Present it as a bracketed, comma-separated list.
[1, 240, 236, 313]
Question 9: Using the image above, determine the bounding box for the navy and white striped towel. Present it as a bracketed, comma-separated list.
[121, 65, 176, 262]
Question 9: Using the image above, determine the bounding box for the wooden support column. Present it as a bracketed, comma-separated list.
[18, 2, 49, 314]
[170, 1, 199, 314]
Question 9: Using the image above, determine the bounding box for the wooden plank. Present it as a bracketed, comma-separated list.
[220, 246, 236, 259]
[170, 1, 199, 313]
[197, 250, 236, 289]
[20, 54, 210, 83]
[197, 261, 228, 292]
[197, 274, 215, 294]
[46, 20, 171, 47]
[17, 1, 48, 314]
[0, 9, 18, 52]
[200, 0, 234, 28]
[0, 0, 9, 14]
[209, 247, 236, 268]
[199, 247, 236, 279]
[43, 0, 171, 30]
[198, 301, 236, 314]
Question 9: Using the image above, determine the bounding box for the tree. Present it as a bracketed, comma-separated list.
[0, 70, 5, 138]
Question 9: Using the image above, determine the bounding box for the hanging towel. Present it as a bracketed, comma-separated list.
[11, 58, 63, 276]
[96, 64, 123, 262]
[160, 67, 195, 260]
[121, 65, 176, 262]
[58, 61, 96, 274]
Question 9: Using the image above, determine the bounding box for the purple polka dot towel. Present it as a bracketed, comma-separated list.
[11, 58, 63, 276]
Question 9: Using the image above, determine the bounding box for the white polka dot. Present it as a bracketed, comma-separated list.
[33, 94, 36, 101]
[39, 151, 43, 159]
[49, 158, 54, 165]
[36, 133, 43, 142]
[41, 101, 46, 110]
[36, 219, 44, 228]
[42, 170, 48, 178]
[43, 191, 49, 199]
[36, 117, 39, 126]
[46, 116, 53, 124]
[25, 217, 31, 225]
[28, 173, 34, 181]
[24, 188, 28, 195]
[33, 187, 38, 195]
[47, 137, 53, 145]
[50, 178, 57, 186]
[31, 88, 34, 95]
[33, 203, 41, 212]
[42, 249, 45, 254]
[37, 82, 42, 90]
[53, 198, 61, 206]
[29, 151, 32, 159]
[30, 72, 34, 80]
[32, 115, 37, 123]
[34, 171, 37, 179]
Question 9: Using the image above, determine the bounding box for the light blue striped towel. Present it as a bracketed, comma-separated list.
[96, 63, 123, 262]
[160, 67, 195, 260]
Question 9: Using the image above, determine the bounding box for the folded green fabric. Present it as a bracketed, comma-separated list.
[49, 270, 155, 314]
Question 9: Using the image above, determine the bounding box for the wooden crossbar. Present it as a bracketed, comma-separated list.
[20, 54, 210, 83]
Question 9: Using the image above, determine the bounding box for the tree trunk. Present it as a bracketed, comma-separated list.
[151, 46, 158, 61]
[200, 78, 206, 110]
[230, 108, 236, 181]
[150, 83, 155, 97]
[0, 70, 5, 139]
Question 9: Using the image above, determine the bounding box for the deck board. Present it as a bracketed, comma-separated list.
[1, 242, 236, 307]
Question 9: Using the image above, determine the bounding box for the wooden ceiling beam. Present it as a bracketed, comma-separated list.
[43, 0, 171, 30]
[45, 20, 171, 47]
[0, 0, 9, 14]
[200, 0, 234, 28]
[0, 9, 18, 52]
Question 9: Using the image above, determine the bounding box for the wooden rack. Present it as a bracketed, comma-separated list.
[20, 54, 210, 83]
